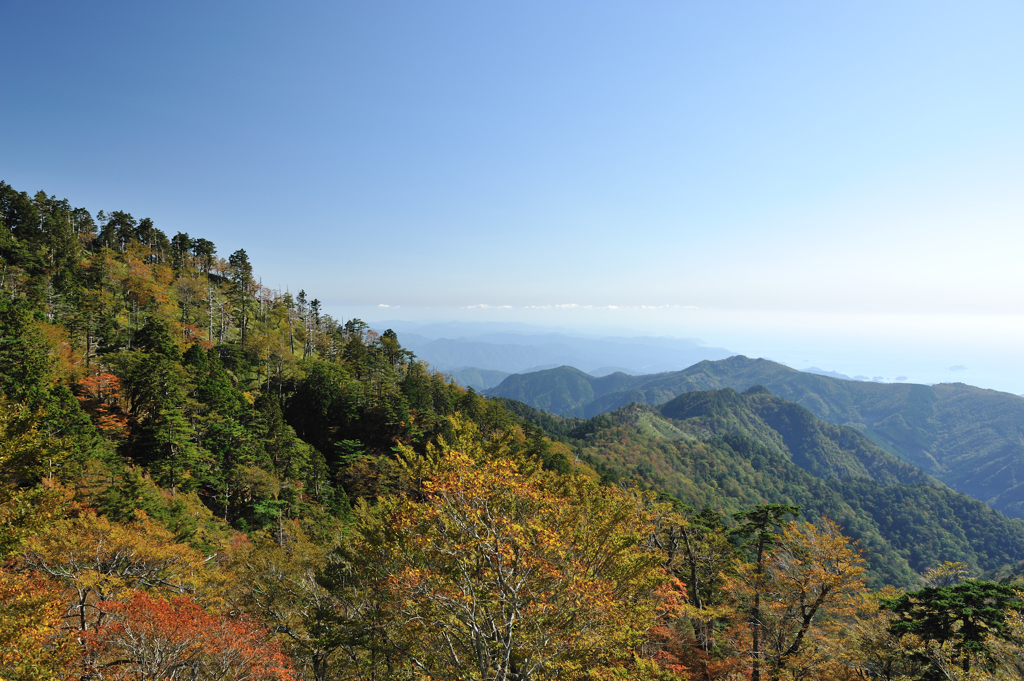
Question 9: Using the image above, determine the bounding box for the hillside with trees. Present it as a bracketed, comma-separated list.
[501, 387, 1024, 589]
[486, 357, 1024, 520]
[3, 180, 1024, 680]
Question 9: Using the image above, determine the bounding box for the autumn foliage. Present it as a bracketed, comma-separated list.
[7, 181, 1024, 681]
[21, 508, 214, 633]
[75, 372, 128, 435]
[0, 569, 75, 681]
[333, 450, 668, 680]
[85, 592, 293, 681]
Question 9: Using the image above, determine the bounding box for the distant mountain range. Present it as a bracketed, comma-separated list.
[485, 356, 1024, 519]
[373, 322, 733, 390]
[497, 387, 1024, 587]
[444, 367, 512, 391]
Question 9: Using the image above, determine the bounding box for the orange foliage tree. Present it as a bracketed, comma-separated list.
[85, 591, 293, 680]
[641, 502, 744, 681]
[75, 371, 128, 435]
[635, 572, 693, 678]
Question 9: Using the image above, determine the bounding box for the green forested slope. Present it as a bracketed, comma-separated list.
[483, 366, 597, 416]
[483, 365, 653, 417]
[659, 386, 931, 485]
[503, 387, 1024, 587]
[488, 355, 1024, 518]
[0, 180, 574, 540]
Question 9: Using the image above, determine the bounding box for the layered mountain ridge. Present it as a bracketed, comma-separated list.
[486, 357, 1024, 519]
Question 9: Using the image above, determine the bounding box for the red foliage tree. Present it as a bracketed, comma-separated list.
[85, 592, 293, 681]
[181, 323, 212, 348]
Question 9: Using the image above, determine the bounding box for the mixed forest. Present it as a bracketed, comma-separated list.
[2, 180, 1024, 680]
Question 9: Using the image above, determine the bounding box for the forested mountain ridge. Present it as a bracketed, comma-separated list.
[501, 387, 1024, 589]
[482, 365, 663, 416]
[488, 357, 1024, 519]
[4, 180, 1024, 680]
[0, 180, 585, 529]
[0, 180, 621, 678]
[659, 387, 932, 485]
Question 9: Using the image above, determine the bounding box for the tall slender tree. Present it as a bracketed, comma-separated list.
[731, 504, 799, 681]
[229, 249, 253, 346]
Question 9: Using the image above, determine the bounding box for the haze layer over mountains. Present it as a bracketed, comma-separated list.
[373, 320, 733, 389]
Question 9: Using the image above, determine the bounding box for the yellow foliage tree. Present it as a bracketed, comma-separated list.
[0, 399, 76, 560]
[21, 509, 218, 634]
[0, 398, 69, 497]
[334, 451, 667, 681]
[739, 518, 867, 681]
[227, 525, 345, 681]
[0, 569, 76, 681]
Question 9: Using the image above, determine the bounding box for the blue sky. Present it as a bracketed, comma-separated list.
[3, 1, 1024, 390]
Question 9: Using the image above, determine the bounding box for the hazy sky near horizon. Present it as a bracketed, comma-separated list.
[3, 1, 1024, 388]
